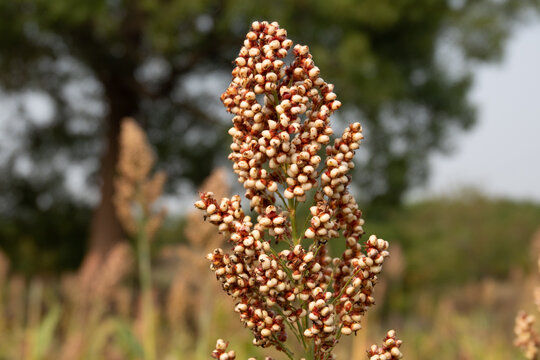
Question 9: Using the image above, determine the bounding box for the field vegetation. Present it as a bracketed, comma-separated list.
[1, 185, 538, 359]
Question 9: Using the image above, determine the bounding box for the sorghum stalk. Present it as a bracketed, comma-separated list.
[196, 21, 402, 360]
[137, 216, 156, 360]
[114, 118, 166, 360]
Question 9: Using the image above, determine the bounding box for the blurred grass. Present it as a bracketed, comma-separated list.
[0, 190, 539, 359]
[361, 189, 540, 359]
[368, 190, 540, 292]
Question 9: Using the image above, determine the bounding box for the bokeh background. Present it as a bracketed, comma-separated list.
[0, 0, 539, 359]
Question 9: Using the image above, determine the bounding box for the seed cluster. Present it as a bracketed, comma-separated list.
[114, 118, 166, 239]
[334, 235, 389, 336]
[515, 310, 540, 359]
[514, 254, 540, 360]
[367, 330, 404, 360]
[199, 21, 400, 360]
[221, 21, 340, 213]
[212, 339, 237, 360]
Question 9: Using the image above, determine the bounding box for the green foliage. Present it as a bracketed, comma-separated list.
[365, 301, 526, 360]
[0, 174, 90, 275]
[115, 320, 145, 359]
[366, 191, 540, 294]
[33, 305, 61, 359]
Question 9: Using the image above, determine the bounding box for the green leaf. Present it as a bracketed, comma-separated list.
[34, 305, 61, 358]
[115, 320, 145, 359]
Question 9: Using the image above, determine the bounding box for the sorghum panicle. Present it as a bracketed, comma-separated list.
[114, 117, 167, 239]
[213, 339, 238, 360]
[515, 254, 540, 360]
[197, 21, 401, 360]
[367, 330, 403, 360]
[515, 311, 540, 360]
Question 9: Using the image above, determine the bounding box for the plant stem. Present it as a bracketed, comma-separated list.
[137, 217, 155, 360]
[288, 198, 299, 244]
[272, 306, 303, 346]
[308, 341, 315, 360]
[272, 335, 295, 360]
[295, 319, 308, 351]
[276, 188, 289, 209]
[329, 266, 363, 306]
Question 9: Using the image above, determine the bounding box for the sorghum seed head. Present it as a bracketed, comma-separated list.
[201, 20, 399, 360]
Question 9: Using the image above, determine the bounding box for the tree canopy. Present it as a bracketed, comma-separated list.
[0, 0, 538, 273]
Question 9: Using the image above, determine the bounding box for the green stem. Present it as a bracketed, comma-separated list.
[137, 217, 155, 360]
[277, 190, 289, 209]
[288, 199, 299, 245]
[329, 266, 363, 306]
[266, 247, 294, 282]
[272, 335, 295, 360]
[273, 90, 279, 105]
[272, 306, 303, 346]
[308, 341, 315, 360]
[295, 319, 308, 351]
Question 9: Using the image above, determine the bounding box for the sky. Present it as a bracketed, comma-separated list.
[416, 22, 540, 202]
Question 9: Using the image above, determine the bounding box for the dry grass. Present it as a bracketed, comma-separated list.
[0, 223, 538, 359]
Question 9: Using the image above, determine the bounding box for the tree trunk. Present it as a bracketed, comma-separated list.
[80, 79, 139, 277]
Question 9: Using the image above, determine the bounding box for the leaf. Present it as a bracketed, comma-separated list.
[115, 320, 145, 359]
[34, 305, 60, 358]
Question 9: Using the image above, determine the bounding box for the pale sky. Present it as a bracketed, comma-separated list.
[418, 22, 540, 202]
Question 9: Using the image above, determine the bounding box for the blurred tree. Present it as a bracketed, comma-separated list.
[0, 0, 537, 273]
